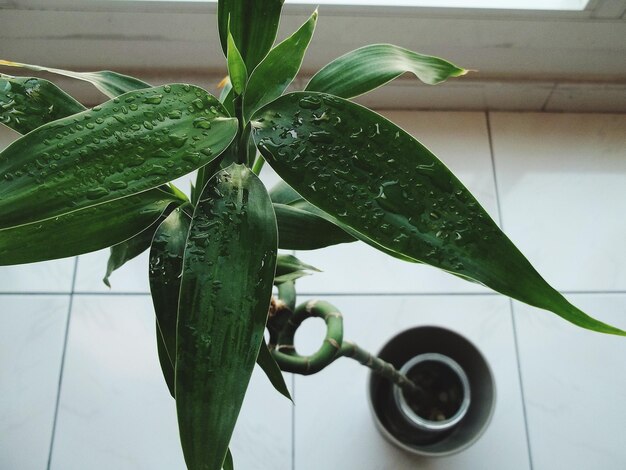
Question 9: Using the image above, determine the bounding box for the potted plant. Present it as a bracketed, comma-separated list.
[1, 1, 623, 469]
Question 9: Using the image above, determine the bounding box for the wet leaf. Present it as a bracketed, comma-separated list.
[0, 188, 180, 265]
[177, 164, 278, 470]
[0, 75, 85, 134]
[0, 84, 237, 231]
[149, 207, 192, 397]
[253, 92, 625, 336]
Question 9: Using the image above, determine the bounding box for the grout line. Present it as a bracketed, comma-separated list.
[291, 374, 296, 470]
[508, 298, 535, 470]
[485, 111, 534, 470]
[46, 257, 79, 470]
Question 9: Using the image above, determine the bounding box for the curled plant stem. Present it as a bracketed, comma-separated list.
[267, 294, 419, 393]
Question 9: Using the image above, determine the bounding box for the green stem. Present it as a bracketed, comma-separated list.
[340, 341, 419, 394]
[267, 298, 419, 393]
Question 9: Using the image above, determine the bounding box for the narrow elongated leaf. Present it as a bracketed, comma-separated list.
[218, 0, 284, 71]
[0, 84, 237, 230]
[0, 188, 179, 265]
[306, 44, 467, 99]
[149, 207, 192, 397]
[0, 75, 85, 134]
[253, 92, 625, 336]
[243, 10, 318, 122]
[276, 254, 319, 277]
[273, 203, 354, 250]
[270, 180, 355, 249]
[222, 449, 234, 470]
[0, 60, 149, 98]
[269, 180, 302, 206]
[257, 341, 292, 401]
[274, 253, 320, 284]
[177, 164, 278, 470]
[227, 31, 248, 95]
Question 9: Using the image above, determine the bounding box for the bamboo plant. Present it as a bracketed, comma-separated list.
[0, 1, 624, 469]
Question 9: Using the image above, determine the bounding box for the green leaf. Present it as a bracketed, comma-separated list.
[243, 10, 318, 122]
[273, 203, 354, 250]
[149, 207, 192, 398]
[227, 30, 248, 95]
[257, 341, 292, 401]
[103, 207, 174, 287]
[274, 253, 320, 284]
[276, 253, 319, 277]
[269, 180, 355, 249]
[269, 180, 302, 205]
[0, 188, 179, 265]
[222, 449, 234, 470]
[218, 0, 284, 71]
[253, 92, 626, 337]
[0, 75, 85, 134]
[0, 59, 149, 98]
[0, 84, 238, 231]
[305, 44, 467, 99]
[177, 164, 278, 470]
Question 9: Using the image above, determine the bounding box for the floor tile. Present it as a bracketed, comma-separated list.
[50, 295, 292, 470]
[0, 259, 76, 293]
[0, 295, 70, 470]
[294, 111, 498, 295]
[490, 112, 626, 291]
[514, 294, 626, 470]
[294, 295, 530, 470]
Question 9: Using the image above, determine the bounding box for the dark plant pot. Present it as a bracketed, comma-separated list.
[368, 326, 495, 456]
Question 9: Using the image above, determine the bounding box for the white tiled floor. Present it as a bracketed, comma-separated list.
[1, 111, 625, 470]
[49, 295, 293, 470]
[0, 295, 69, 470]
[294, 295, 531, 470]
[514, 294, 626, 470]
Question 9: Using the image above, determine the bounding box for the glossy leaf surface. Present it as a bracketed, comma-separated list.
[243, 10, 318, 122]
[0, 75, 85, 134]
[0, 60, 149, 98]
[149, 207, 192, 397]
[0, 84, 237, 230]
[218, 1, 284, 71]
[306, 44, 467, 99]
[103, 206, 177, 287]
[273, 204, 354, 250]
[253, 92, 625, 336]
[0, 188, 179, 265]
[177, 164, 278, 470]
[257, 341, 291, 401]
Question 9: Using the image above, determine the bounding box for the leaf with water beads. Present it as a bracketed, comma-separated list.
[0, 75, 85, 134]
[252, 91, 625, 336]
[0, 187, 181, 265]
[176, 163, 277, 470]
[0, 83, 237, 231]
